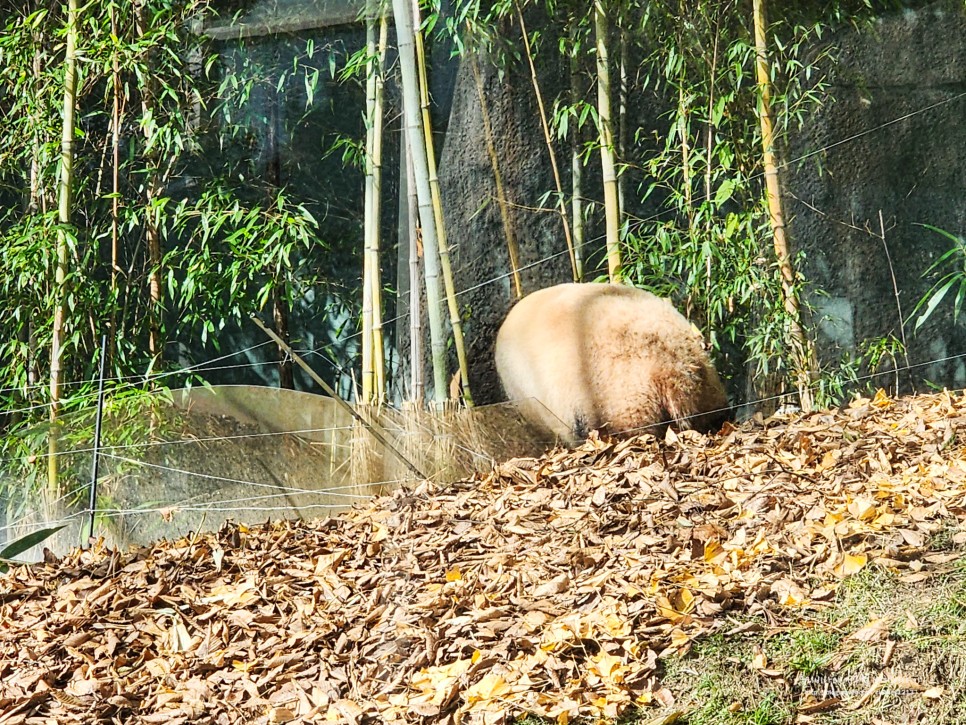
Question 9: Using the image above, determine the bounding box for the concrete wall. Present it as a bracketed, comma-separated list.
[436, 2, 965, 405]
[787, 3, 966, 389]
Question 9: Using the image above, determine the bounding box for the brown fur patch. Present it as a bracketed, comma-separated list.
[494, 283, 729, 444]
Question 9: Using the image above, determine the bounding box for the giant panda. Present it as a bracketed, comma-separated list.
[495, 282, 729, 444]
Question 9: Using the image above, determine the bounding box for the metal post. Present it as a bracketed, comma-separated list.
[86, 334, 108, 547]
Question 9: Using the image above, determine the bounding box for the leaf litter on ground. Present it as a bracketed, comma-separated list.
[3, 389, 966, 724]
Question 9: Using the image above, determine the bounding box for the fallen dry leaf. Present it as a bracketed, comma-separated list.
[3, 389, 966, 723]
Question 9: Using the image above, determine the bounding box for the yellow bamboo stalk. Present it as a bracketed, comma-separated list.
[515, 3, 578, 282]
[753, 0, 814, 412]
[361, 11, 377, 403]
[594, 0, 622, 282]
[413, 0, 473, 405]
[470, 54, 523, 299]
[371, 13, 388, 400]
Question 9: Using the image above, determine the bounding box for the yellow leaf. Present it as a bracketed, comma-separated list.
[445, 567, 462, 582]
[703, 540, 725, 563]
[589, 652, 625, 683]
[834, 553, 867, 578]
[672, 588, 696, 615]
[669, 627, 690, 649]
[847, 496, 877, 521]
[772, 577, 808, 606]
[872, 389, 892, 408]
[471, 649, 482, 664]
[816, 450, 839, 472]
[464, 673, 511, 705]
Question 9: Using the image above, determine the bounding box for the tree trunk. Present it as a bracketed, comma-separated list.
[50, 0, 80, 494]
[753, 0, 815, 411]
[392, 0, 448, 404]
[595, 0, 622, 282]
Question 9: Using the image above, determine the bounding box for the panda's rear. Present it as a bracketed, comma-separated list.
[495, 283, 729, 444]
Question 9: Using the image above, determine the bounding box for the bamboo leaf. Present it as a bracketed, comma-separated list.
[0, 526, 66, 571]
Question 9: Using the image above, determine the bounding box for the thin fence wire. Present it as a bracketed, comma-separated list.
[315, 89, 966, 352]
[101, 453, 379, 499]
[2, 89, 964, 554]
[2, 346, 966, 473]
[5, 88, 961, 405]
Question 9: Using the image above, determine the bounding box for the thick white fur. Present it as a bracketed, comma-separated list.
[495, 283, 729, 444]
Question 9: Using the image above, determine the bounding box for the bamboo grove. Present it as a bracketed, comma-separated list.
[0, 0, 907, 497]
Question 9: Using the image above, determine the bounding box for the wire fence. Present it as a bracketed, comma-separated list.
[1, 90, 964, 561]
[0, 384, 559, 559]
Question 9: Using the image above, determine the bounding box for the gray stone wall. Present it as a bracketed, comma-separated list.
[787, 3, 966, 390]
[437, 2, 966, 406]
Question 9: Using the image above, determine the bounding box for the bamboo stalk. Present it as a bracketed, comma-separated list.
[109, 4, 122, 366]
[392, 0, 448, 404]
[50, 0, 80, 493]
[371, 12, 388, 401]
[135, 0, 162, 362]
[405, 145, 424, 403]
[570, 52, 585, 282]
[266, 81, 293, 390]
[515, 3, 578, 282]
[594, 0, 622, 282]
[617, 22, 628, 218]
[753, 0, 814, 412]
[413, 0, 473, 406]
[361, 12, 377, 403]
[470, 54, 523, 298]
[362, 8, 388, 403]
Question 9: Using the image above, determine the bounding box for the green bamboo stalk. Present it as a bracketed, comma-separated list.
[413, 0, 473, 405]
[50, 0, 80, 494]
[570, 52, 585, 282]
[391, 0, 448, 404]
[135, 0, 162, 362]
[594, 0, 622, 282]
